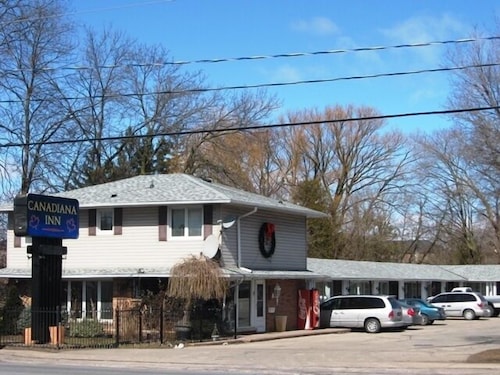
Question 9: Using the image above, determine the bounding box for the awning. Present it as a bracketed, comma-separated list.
[0, 266, 327, 281]
[225, 267, 328, 281]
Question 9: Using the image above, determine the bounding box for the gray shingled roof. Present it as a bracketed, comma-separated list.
[2, 259, 500, 282]
[440, 265, 500, 282]
[306, 258, 468, 281]
[0, 174, 326, 218]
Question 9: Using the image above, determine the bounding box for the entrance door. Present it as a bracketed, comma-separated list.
[254, 280, 266, 332]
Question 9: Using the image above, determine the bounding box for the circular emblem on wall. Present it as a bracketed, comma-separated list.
[259, 222, 276, 258]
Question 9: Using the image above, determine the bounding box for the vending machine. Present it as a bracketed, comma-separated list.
[297, 289, 320, 330]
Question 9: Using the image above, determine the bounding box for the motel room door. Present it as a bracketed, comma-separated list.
[254, 280, 266, 332]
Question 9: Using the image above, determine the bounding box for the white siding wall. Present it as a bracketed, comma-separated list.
[7, 206, 207, 270]
[6, 232, 32, 269]
[218, 207, 307, 271]
[6, 204, 308, 272]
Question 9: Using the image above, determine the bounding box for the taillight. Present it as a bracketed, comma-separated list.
[388, 310, 394, 319]
[407, 308, 415, 317]
[478, 303, 485, 308]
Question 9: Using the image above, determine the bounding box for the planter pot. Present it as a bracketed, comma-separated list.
[275, 315, 287, 332]
[49, 325, 65, 345]
[24, 327, 32, 345]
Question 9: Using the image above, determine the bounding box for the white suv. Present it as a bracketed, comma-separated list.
[428, 291, 488, 320]
[319, 295, 406, 333]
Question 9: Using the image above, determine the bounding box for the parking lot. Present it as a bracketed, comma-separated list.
[3, 317, 500, 374]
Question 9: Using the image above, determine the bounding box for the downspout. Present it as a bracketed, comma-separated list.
[237, 207, 258, 269]
[234, 207, 257, 338]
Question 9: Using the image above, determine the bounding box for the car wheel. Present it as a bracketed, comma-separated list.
[428, 320, 435, 325]
[463, 309, 476, 320]
[484, 304, 494, 317]
[420, 314, 429, 325]
[364, 318, 381, 333]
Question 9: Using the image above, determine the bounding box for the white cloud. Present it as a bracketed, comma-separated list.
[381, 14, 464, 43]
[271, 65, 302, 82]
[292, 17, 339, 36]
[379, 14, 465, 64]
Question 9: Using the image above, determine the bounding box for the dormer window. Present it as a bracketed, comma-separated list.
[171, 207, 202, 238]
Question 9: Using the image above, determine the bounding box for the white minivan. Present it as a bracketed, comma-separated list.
[428, 291, 488, 320]
[319, 295, 406, 333]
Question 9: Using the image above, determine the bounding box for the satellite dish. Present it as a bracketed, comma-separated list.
[202, 234, 219, 258]
[221, 215, 237, 229]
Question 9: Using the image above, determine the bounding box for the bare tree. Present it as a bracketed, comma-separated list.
[0, 0, 75, 194]
[443, 30, 500, 260]
[178, 90, 280, 182]
[415, 127, 497, 264]
[278, 105, 413, 260]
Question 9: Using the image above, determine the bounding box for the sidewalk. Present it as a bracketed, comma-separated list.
[0, 327, 348, 367]
[191, 326, 349, 345]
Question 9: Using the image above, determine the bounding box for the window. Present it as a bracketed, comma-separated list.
[65, 280, 113, 320]
[171, 207, 202, 238]
[98, 209, 113, 231]
[256, 284, 264, 318]
[346, 281, 371, 295]
[432, 294, 449, 303]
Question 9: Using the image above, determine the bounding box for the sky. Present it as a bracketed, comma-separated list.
[69, 0, 500, 134]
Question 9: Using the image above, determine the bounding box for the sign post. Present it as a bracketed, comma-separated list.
[14, 194, 79, 344]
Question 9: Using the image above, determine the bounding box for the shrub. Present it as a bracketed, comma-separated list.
[0, 286, 24, 334]
[16, 306, 31, 334]
[69, 319, 105, 338]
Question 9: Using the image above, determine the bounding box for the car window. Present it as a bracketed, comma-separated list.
[447, 294, 461, 302]
[407, 300, 422, 307]
[432, 294, 449, 303]
[339, 297, 356, 310]
[463, 294, 476, 302]
[420, 300, 434, 308]
[477, 294, 487, 302]
[362, 297, 385, 309]
[321, 298, 341, 310]
[321, 300, 333, 310]
[388, 297, 400, 309]
[331, 298, 342, 310]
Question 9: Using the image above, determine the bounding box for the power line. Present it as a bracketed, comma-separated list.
[170, 36, 500, 66]
[2, 36, 499, 74]
[1, 62, 499, 104]
[1, 105, 497, 149]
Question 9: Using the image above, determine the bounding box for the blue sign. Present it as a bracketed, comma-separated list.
[15, 194, 79, 239]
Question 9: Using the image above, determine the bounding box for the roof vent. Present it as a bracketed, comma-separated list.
[150, 181, 154, 188]
[111, 194, 117, 198]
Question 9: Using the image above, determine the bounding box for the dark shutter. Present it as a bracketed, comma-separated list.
[158, 206, 167, 241]
[203, 204, 213, 239]
[114, 208, 123, 235]
[88, 209, 96, 236]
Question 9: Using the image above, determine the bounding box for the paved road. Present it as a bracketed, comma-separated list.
[2, 318, 500, 374]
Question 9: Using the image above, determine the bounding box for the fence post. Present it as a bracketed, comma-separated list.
[115, 309, 120, 347]
[56, 306, 60, 349]
[138, 309, 143, 343]
[159, 303, 164, 344]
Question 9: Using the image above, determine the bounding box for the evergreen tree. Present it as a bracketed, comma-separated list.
[292, 179, 335, 259]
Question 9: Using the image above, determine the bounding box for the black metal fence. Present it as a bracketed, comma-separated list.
[0, 303, 229, 348]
